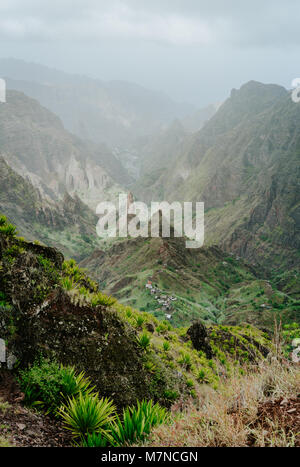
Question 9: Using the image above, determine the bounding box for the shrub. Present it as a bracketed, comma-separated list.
[58, 393, 116, 440]
[81, 432, 109, 447]
[110, 400, 169, 446]
[178, 352, 192, 370]
[163, 390, 179, 402]
[60, 276, 76, 291]
[90, 292, 116, 307]
[163, 341, 170, 352]
[19, 359, 93, 414]
[137, 332, 151, 351]
[0, 223, 17, 237]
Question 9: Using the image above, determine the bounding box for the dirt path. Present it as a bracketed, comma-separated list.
[0, 369, 73, 447]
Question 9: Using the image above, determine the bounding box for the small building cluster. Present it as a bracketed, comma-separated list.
[145, 280, 177, 320]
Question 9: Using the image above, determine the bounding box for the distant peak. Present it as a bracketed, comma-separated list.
[231, 80, 287, 99]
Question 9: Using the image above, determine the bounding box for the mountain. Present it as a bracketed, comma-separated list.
[0, 90, 125, 208]
[133, 81, 300, 272]
[131, 119, 191, 194]
[0, 157, 102, 260]
[181, 103, 220, 132]
[1, 58, 194, 148]
[0, 216, 277, 411]
[110, 108, 218, 184]
[79, 234, 299, 329]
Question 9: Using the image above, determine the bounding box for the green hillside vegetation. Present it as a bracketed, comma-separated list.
[133, 82, 300, 271]
[80, 234, 299, 330]
[0, 215, 278, 405]
[0, 157, 102, 261]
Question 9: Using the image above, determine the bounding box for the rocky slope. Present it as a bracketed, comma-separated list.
[1, 58, 194, 148]
[133, 81, 300, 272]
[0, 157, 102, 261]
[79, 234, 299, 330]
[0, 90, 124, 209]
[0, 217, 274, 410]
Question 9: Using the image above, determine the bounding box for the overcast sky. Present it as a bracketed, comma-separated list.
[0, 0, 299, 105]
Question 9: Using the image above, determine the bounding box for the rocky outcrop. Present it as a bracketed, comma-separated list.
[0, 157, 103, 260]
[0, 229, 182, 408]
[0, 289, 154, 408]
[0, 90, 122, 209]
[187, 321, 213, 359]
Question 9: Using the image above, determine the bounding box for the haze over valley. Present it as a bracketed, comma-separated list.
[0, 1, 300, 449]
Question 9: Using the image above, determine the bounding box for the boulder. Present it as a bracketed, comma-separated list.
[187, 321, 213, 359]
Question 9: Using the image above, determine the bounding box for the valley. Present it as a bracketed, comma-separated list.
[0, 58, 299, 450]
[0, 60, 299, 332]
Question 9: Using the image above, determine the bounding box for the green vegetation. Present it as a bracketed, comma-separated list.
[282, 322, 300, 357]
[59, 393, 116, 442]
[0, 216, 17, 237]
[137, 332, 151, 351]
[18, 359, 94, 415]
[0, 436, 12, 448]
[110, 400, 169, 446]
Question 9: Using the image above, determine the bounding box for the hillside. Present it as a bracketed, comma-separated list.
[0, 157, 102, 261]
[0, 90, 124, 209]
[0, 216, 274, 406]
[79, 234, 299, 330]
[133, 82, 300, 273]
[1, 215, 300, 448]
[1, 58, 194, 148]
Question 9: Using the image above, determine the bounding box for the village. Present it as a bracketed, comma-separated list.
[145, 280, 177, 320]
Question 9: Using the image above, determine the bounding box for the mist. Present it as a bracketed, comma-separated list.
[0, 0, 299, 105]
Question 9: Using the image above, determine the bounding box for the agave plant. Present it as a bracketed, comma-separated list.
[58, 392, 116, 440]
[81, 432, 109, 447]
[0, 223, 17, 237]
[135, 316, 145, 327]
[163, 341, 170, 352]
[197, 368, 207, 382]
[60, 276, 76, 291]
[137, 332, 151, 351]
[19, 360, 94, 415]
[90, 292, 116, 307]
[178, 352, 192, 370]
[0, 215, 7, 226]
[110, 399, 169, 446]
[60, 367, 95, 399]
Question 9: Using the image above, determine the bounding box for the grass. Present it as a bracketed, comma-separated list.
[0, 436, 12, 447]
[0, 399, 10, 415]
[18, 359, 94, 415]
[144, 358, 300, 447]
[110, 400, 170, 446]
[59, 393, 116, 441]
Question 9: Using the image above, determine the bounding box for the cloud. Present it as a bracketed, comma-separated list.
[0, 0, 299, 47]
[0, 2, 226, 45]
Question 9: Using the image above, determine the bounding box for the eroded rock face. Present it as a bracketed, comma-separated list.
[187, 321, 213, 359]
[0, 231, 183, 408]
[0, 288, 157, 408]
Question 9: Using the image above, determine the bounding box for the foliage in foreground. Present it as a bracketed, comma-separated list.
[58, 395, 169, 447]
[144, 359, 300, 447]
[110, 400, 170, 446]
[18, 359, 94, 414]
[58, 392, 116, 441]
